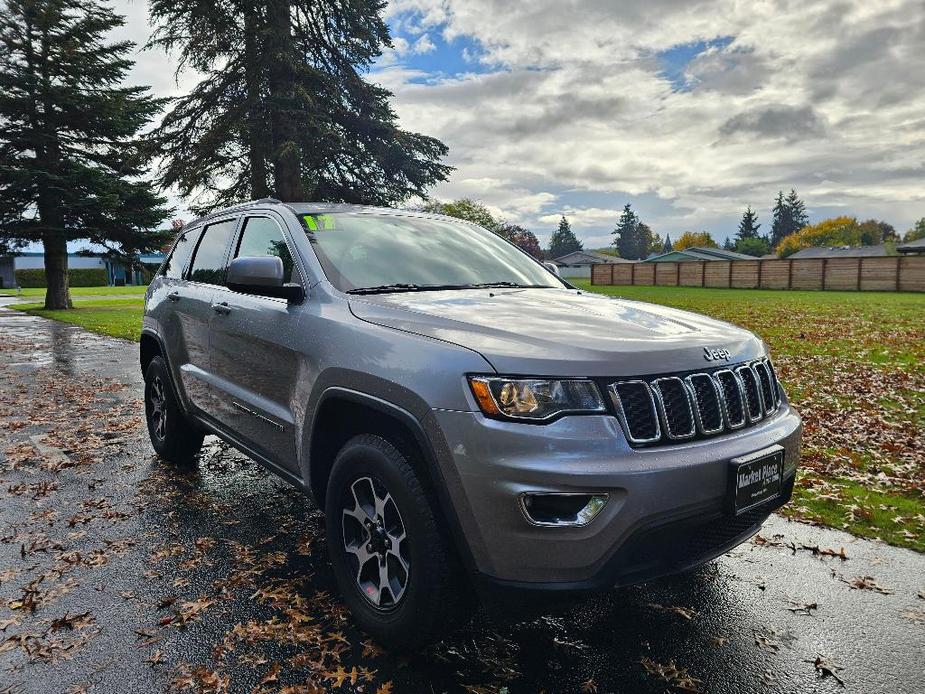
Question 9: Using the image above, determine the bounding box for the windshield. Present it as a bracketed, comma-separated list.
[300, 212, 563, 293]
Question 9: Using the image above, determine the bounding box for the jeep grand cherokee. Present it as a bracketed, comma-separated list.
[141, 199, 802, 646]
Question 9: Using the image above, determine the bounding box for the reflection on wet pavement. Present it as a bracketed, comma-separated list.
[1, 307, 923, 694]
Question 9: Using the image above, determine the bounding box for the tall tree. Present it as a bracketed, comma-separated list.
[0, 0, 170, 309]
[662, 234, 673, 253]
[613, 204, 646, 259]
[736, 206, 761, 240]
[548, 216, 582, 258]
[770, 191, 790, 248]
[149, 0, 451, 211]
[785, 189, 808, 231]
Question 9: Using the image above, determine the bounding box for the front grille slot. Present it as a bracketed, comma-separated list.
[608, 359, 783, 447]
[651, 377, 696, 439]
[609, 381, 661, 444]
[714, 369, 746, 429]
[736, 365, 763, 421]
[686, 373, 724, 434]
[766, 360, 782, 408]
[753, 360, 777, 413]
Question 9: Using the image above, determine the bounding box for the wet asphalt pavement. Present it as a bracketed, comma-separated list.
[0, 301, 923, 694]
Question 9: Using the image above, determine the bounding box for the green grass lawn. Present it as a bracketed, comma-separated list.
[574, 280, 925, 552]
[0, 284, 148, 298]
[13, 297, 144, 341]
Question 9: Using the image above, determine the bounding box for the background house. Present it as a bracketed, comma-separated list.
[643, 247, 752, 263]
[5, 250, 165, 287]
[897, 238, 925, 255]
[551, 250, 634, 278]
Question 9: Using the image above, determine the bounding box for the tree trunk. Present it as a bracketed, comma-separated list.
[244, 4, 270, 199]
[42, 232, 72, 310]
[267, 0, 303, 201]
[35, 19, 71, 310]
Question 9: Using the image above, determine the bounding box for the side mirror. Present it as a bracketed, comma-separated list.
[543, 261, 561, 276]
[226, 256, 304, 302]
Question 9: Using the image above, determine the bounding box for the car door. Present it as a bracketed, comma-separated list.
[208, 213, 306, 472]
[174, 216, 239, 413]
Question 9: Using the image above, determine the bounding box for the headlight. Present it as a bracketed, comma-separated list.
[468, 376, 606, 421]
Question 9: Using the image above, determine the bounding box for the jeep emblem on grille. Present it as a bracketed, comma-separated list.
[703, 347, 731, 361]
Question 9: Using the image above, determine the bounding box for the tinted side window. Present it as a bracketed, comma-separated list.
[188, 219, 237, 285]
[235, 216, 296, 282]
[162, 228, 199, 279]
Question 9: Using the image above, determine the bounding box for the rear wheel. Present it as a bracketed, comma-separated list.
[325, 434, 469, 646]
[144, 355, 203, 465]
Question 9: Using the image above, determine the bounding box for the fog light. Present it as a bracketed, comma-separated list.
[519, 493, 607, 527]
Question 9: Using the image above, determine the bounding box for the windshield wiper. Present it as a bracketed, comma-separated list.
[468, 281, 556, 289]
[346, 283, 426, 295]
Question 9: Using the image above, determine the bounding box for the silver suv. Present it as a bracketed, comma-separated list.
[142, 200, 802, 645]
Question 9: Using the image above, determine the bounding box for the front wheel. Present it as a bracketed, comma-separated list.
[325, 434, 470, 647]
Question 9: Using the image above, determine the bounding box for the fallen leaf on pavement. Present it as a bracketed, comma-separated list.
[640, 657, 702, 693]
[807, 655, 845, 687]
[846, 575, 893, 594]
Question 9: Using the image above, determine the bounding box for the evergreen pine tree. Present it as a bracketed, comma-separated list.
[0, 0, 170, 309]
[736, 206, 761, 240]
[148, 0, 451, 210]
[662, 234, 673, 253]
[548, 216, 582, 258]
[770, 190, 791, 248]
[785, 189, 808, 231]
[613, 204, 643, 259]
[723, 237, 736, 251]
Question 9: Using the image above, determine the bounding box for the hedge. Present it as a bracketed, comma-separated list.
[15, 267, 109, 288]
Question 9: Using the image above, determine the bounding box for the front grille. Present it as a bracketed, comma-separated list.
[607, 358, 782, 447]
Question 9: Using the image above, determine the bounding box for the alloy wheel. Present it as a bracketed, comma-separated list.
[148, 376, 167, 441]
[341, 476, 410, 609]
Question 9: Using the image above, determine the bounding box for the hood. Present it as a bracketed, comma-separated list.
[348, 287, 764, 377]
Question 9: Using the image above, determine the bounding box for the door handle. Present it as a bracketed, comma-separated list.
[211, 301, 231, 315]
[167, 291, 181, 302]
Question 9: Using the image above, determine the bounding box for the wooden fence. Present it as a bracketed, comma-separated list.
[591, 256, 925, 292]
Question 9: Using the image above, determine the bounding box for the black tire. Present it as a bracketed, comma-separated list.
[325, 434, 469, 647]
[144, 355, 204, 465]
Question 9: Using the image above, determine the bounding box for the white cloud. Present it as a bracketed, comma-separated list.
[381, 0, 925, 243]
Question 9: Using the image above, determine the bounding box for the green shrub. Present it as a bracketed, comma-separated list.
[14, 268, 47, 288]
[15, 267, 109, 288]
[70, 268, 109, 286]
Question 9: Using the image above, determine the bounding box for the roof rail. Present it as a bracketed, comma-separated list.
[221, 197, 283, 213]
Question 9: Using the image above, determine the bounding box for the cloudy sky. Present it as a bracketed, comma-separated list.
[115, 0, 925, 248]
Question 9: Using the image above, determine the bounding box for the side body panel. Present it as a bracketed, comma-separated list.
[207, 212, 311, 472]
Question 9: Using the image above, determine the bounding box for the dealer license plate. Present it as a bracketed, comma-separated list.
[730, 446, 784, 514]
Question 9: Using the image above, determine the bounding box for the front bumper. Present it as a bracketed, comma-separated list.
[427, 405, 802, 589]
